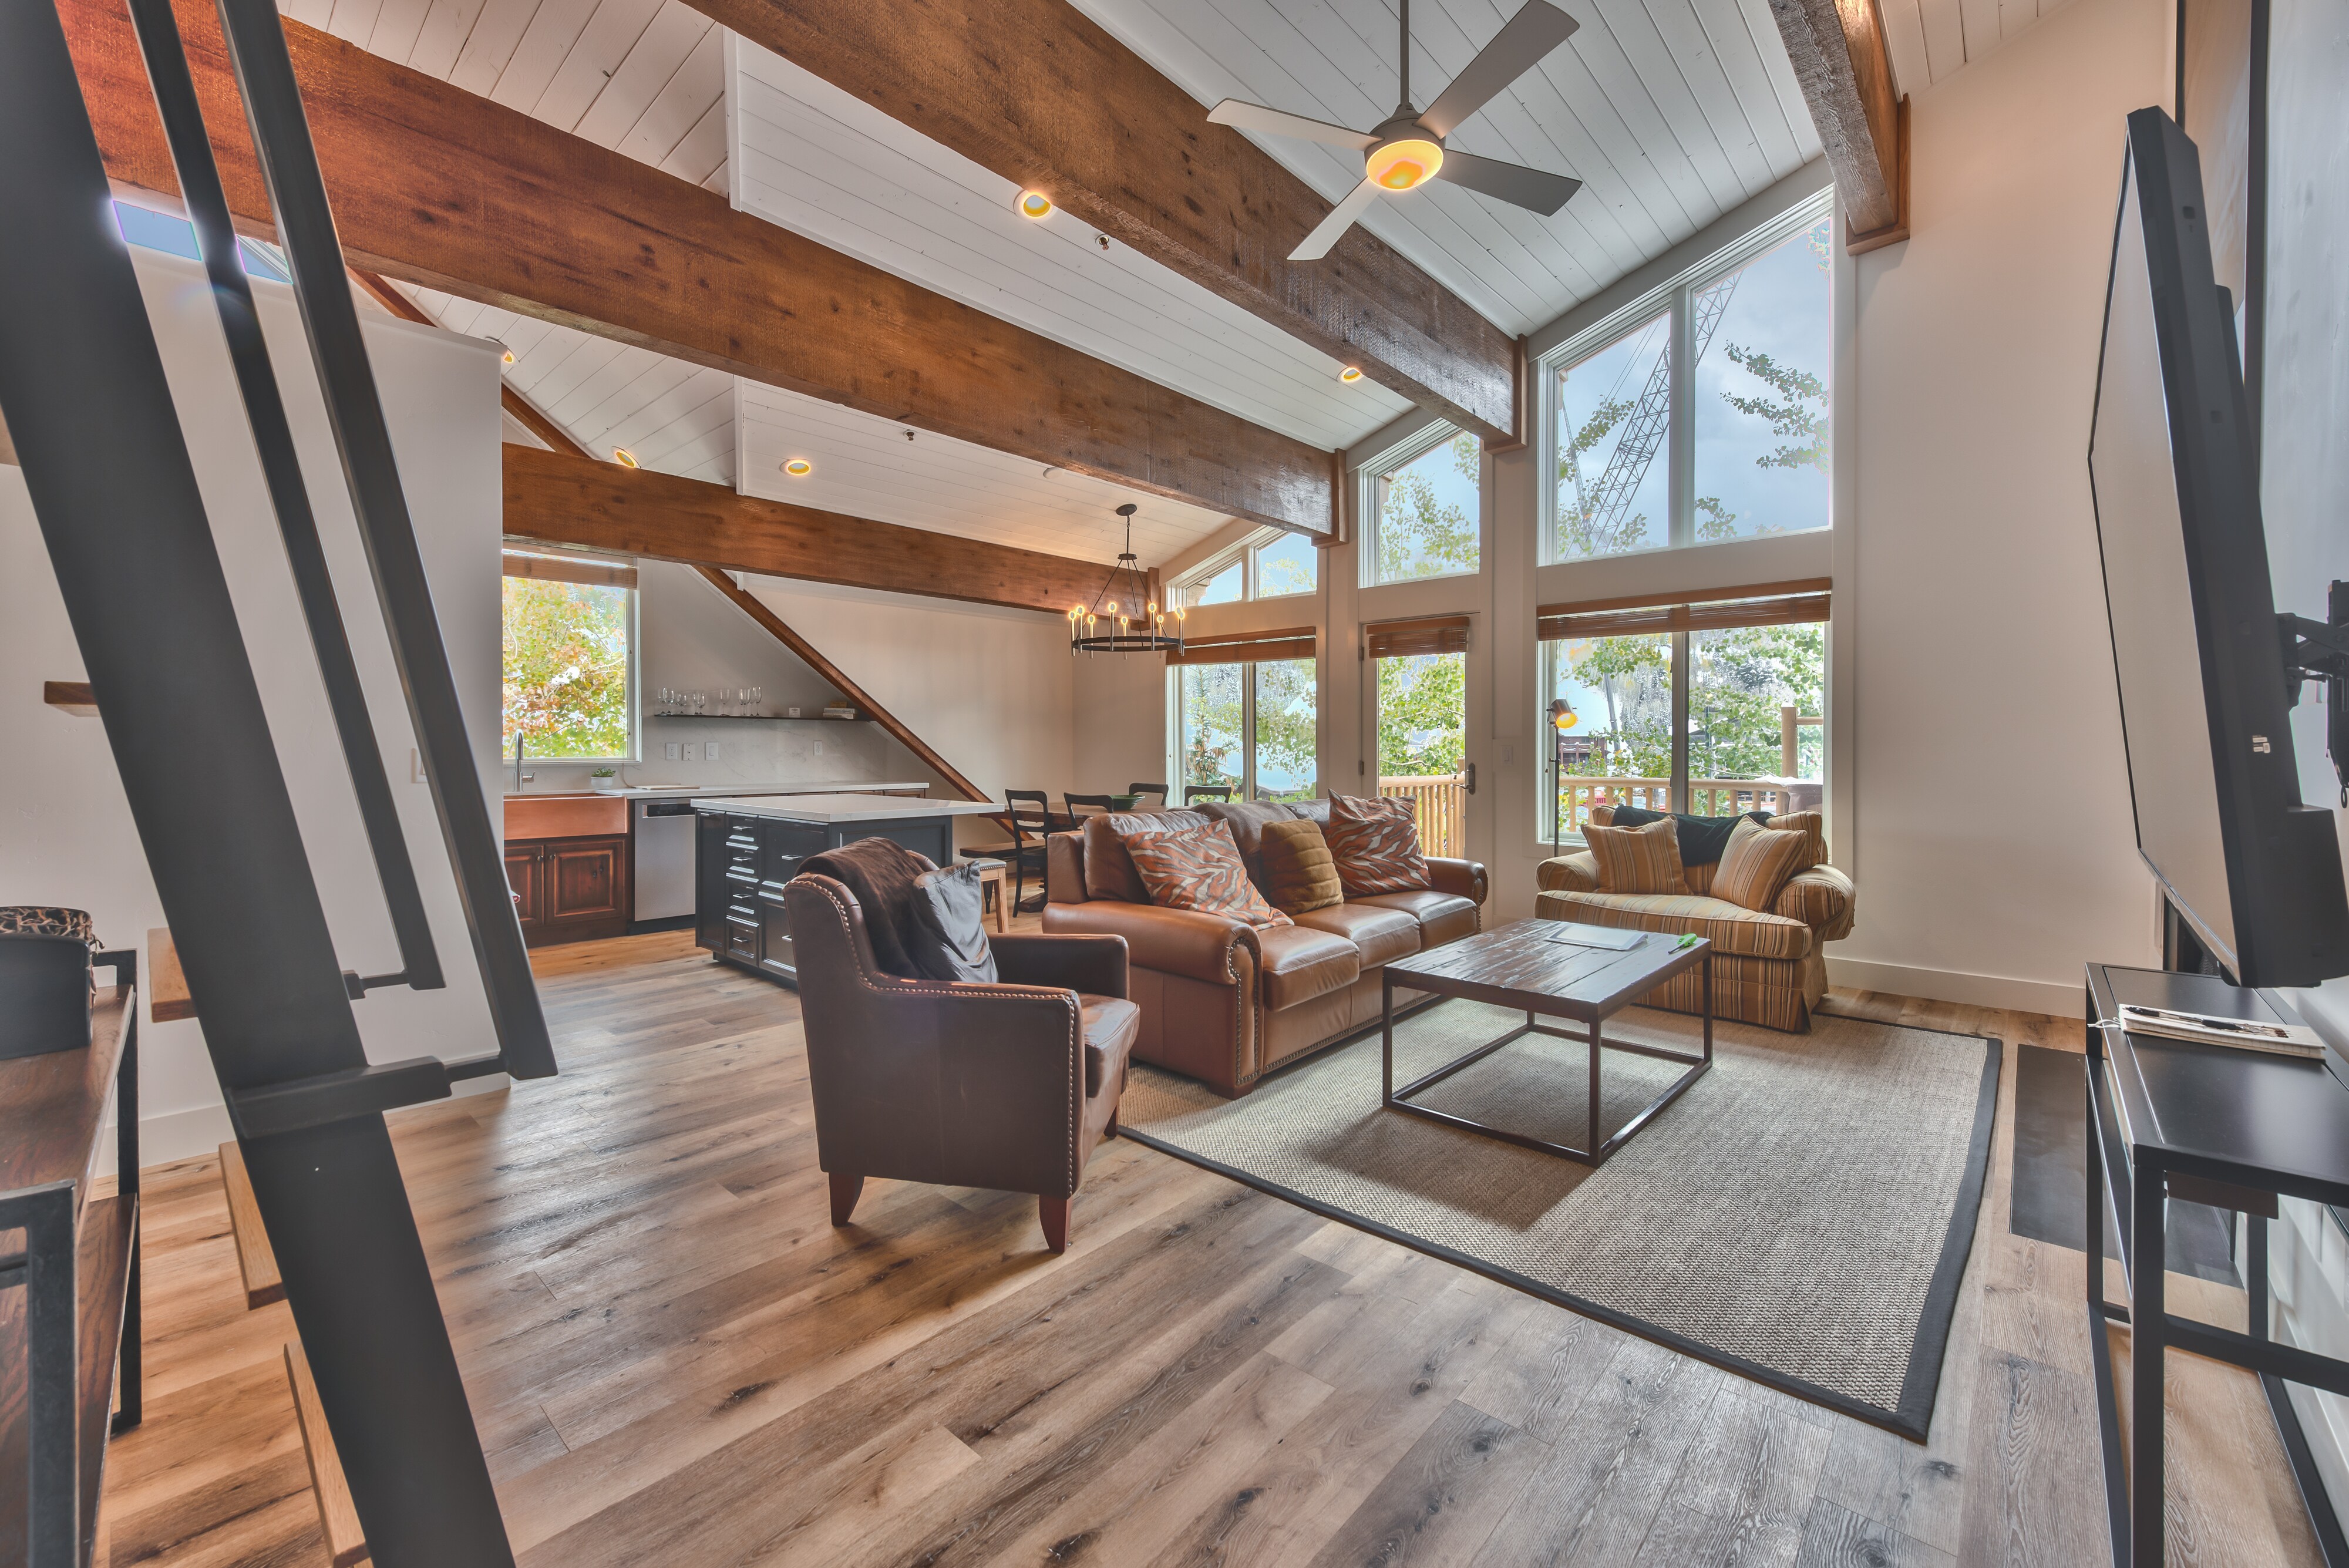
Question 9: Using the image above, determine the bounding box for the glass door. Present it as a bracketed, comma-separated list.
[1364, 617, 1474, 860]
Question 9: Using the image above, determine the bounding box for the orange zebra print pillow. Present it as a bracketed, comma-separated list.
[1324, 793, 1431, 896]
[1120, 819, 1293, 928]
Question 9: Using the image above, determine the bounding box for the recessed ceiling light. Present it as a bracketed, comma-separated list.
[783, 458, 813, 477]
[500, 347, 516, 365]
[1017, 190, 1053, 219]
[1339, 366, 1364, 384]
[612, 447, 639, 468]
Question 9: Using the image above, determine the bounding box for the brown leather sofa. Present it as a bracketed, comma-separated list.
[1042, 800, 1488, 1098]
[784, 872, 1138, 1252]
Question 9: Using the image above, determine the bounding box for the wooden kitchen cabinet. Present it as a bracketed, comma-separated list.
[504, 834, 630, 946]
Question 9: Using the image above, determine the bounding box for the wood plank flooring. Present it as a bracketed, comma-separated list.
[93, 928, 2327, 1566]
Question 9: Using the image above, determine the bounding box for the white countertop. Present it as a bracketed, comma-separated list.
[694, 793, 1004, 823]
[583, 780, 933, 800]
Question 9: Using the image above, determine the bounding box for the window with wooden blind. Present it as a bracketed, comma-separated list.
[1172, 640, 1319, 804]
[502, 548, 637, 761]
[1363, 615, 1470, 659]
[1540, 583, 1825, 835]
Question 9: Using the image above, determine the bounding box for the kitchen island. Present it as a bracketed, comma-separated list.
[695, 794, 1005, 985]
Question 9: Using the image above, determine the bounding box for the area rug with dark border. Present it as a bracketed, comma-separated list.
[1116, 998, 2000, 1439]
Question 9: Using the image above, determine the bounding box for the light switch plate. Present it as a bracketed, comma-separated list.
[706, 742, 721, 761]
[663, 742, 680, 761]
[813, 740, 824, 756]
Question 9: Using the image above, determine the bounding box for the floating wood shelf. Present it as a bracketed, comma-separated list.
[284, 1342, 369, 1567]
[149, 927, 194, 1023]
[43, 680, 97, 718]
[218, 1142, 284, 1310]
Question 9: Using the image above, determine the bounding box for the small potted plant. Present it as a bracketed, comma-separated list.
[590, 767, 618, 790]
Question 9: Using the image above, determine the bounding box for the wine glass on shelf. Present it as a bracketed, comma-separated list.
[749, 687, 762, 716]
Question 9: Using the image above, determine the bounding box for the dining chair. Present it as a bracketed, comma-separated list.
[1184, 785, 1233, 805]
[960, 789, 1054, 913]
[1064, 793, 1119, 825]
[1125, 783, 1169, 807]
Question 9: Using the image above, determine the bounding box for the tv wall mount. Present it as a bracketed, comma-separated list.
[2281, 580, 2349, 804]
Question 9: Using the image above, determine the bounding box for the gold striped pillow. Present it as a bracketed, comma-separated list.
[1714, 816, 1812, 911]
[1583, 816, 1687, 894]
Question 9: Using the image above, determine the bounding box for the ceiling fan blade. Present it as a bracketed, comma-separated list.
[1290, 179, 1381, 262]
[1417, 0, 1580, 138]
[1206, 99, 1376, 151]
[1433, 149, 1581, 216]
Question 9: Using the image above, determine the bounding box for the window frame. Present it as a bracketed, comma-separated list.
[1361, 423, 1483, 588]
[1170, 527, 1322, 607]
[1170, 655, 1320, 804]
[1538, 190, 1835, 568]
[500, 547, 641, 765]
[1538, 606, 1826, 843]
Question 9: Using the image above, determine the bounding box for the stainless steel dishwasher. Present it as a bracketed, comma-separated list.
[633, 799, 699, 921]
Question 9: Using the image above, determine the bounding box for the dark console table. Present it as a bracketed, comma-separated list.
[2086, 963, 2349, 1568]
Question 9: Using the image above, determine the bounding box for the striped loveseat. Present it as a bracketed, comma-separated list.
[1533, 806, 1855, 1031]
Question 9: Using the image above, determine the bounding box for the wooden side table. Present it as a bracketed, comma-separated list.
[971, 860, 1010, 934]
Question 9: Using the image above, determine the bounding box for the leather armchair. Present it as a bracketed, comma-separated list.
[784, 873, 1139, 1251]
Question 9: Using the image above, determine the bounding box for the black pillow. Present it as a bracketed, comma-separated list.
[1606, 805, 1770, 867]
[904, 863, 998, 984]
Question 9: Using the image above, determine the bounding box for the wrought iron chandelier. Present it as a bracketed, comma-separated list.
[1068, 503, 1186, 655]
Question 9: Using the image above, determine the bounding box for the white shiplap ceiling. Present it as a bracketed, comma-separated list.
[1070, 0, 1823, 338]
[311, 0, 1836, 569]
[736, 382, 1234, 567]
[1877, 0, 2074, 93]
[727, 38, 1412, 453]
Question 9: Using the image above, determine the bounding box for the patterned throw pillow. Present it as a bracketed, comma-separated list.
[1122, 820, 1293, 928]
[1712, 816, 1812, 911]
[1324, 793, 1431, 896]
[1258, 818, 1343, 914]
[1758, 810, 1826, 873]
[1583, 815, 1688, 894]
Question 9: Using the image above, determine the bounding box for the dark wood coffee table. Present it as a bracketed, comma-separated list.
[1382, 918, 1713, 1165]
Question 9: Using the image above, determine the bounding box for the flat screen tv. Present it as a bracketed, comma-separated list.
[2089, 106, 2349, 988]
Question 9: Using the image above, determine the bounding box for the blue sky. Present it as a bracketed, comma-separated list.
[1555, 219, 1832, 556]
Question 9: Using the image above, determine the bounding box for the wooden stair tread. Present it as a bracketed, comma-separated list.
[284, 1342, 369, 1567]
[216, 1142, 284, 1310]
[147, 928, 194, 1023]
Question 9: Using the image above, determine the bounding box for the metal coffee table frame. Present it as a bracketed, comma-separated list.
[1381, 928, 1714, 1166]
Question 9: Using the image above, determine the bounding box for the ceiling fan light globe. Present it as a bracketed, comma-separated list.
[1367, 136, 1444, 191]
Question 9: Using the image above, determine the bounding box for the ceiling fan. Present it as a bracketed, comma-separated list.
[1208, 0, 1584, 262]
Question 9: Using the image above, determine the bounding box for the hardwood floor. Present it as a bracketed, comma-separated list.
[94, 928, 2326, 1566]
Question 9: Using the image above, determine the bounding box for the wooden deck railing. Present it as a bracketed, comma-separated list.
[1378, 774, 1466, 859]
[1555, 777, 1805, 833]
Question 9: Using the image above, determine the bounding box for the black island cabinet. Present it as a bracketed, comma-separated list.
[694, 795, 982, 986]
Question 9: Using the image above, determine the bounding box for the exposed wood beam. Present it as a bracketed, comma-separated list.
[694, 0, 1520, 443]
[691, 566, 990, 805]
[62, 0, 1334, 534]
[503, 443, 1113, 617]
[1767, 0, 1909, 252]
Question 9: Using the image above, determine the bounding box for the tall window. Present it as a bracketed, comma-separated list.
[1367, 616, 1470, 857]
[1551, 203, 1832, 562]
[1176, 529, 1320, 607]
[1540, 591, 1825, 835]
[502, 550, 635, 761]
[1369, 433, 1481, 584]
[1174, 644, 1318, 803]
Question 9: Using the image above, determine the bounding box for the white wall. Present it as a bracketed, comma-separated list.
[0, 250, 509, 1165]
[1833, 0, 2169, 1013]
[742, 576, 1082, 844]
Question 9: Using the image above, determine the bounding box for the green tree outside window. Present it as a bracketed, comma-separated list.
[502, 577, 630, 758]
